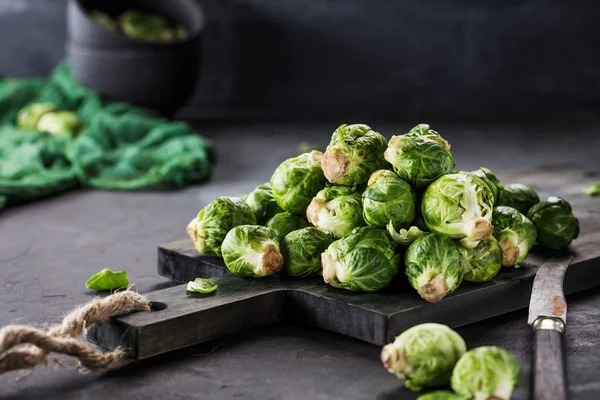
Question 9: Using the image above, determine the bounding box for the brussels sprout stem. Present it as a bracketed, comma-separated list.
[321, 147, 350, 184]
[260, 244, 284, 275]
[380, 344, 408, 375]
[186, 218, 202, 252]
[419, 275, 449, 303]
[465, 217, 493, 241]
[498, 238, 519, 267]
[306, 198, 325, 227]
[321, 251, 337, 284]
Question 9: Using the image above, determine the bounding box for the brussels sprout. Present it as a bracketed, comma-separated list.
[417, 391, 465, 400]
[384, 134, 454, 189]
[422, 173, 494, 242]
[451, 346, 520, 400]
[221, 225, 283, 277]
[16, 102, 56, 130]
[497, 183, 539, 214]
[271, 151, 326, 215]
[405, 233, 462, 303]
[244, 182, 283, 224]
[36, 111, 82, 136]
[584, 183, 600, 196]
[322, 226, 400, 292]
[281, 227, 335, 278]
[306, 186, 365, 239]
[458, 236, 503, 283]
[119, 10, 170, 41]
[406, 123, 451, 151]
[321, 124, 388, 186]
[527, 196, 580, 250]
[186, 196, 256, 257]
[362, 170, 416, 230]
[492, 206, 537, 267]
[266, 211, 308, 240]
[388, 223, 428, 246]
[470, 167, 503, 205]
[90, 10, 118, 31]
[380, 323, 466, 391]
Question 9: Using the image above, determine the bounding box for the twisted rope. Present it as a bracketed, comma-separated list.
[0, 291, 150, 374]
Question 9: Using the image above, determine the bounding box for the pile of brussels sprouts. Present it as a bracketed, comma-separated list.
[186, 123, 580, 301]
[90, 9, 188, 42]
[381, 323, 520, 399]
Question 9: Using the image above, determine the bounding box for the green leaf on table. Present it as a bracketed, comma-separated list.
[584, 183, 600, 196]
[86, 268, 129, 291]
[187, 278, 218, 294]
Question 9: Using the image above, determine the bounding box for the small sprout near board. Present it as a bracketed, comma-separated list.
[187, 278, 218, 294]
[86, 268, 129, 291]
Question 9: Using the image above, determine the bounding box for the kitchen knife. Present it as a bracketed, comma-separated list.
[528, 254, 574, 400]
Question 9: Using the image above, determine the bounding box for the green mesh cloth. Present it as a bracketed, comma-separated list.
[0, 62, 215, 209]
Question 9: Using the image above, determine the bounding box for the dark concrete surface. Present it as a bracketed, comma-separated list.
[1, 122, 600, 399]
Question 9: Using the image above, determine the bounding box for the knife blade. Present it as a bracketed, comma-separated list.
[528, 254, 574, 400]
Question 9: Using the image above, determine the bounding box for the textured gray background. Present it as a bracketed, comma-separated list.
[1, 0, 599, 120]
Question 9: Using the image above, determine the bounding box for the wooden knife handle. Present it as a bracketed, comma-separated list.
[531, 317, 568, 400]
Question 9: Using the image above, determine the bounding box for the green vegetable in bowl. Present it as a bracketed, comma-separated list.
[497, 183, 539, 214]
[387, 223, 428, 246]
[186, 196, 256, 257]
[119, 10, 170, 41]
[281, 227, 335, 277]
[321, 123, 388, 187]
[221, 225, 283, 278]
[380, 323, 466, 391]
[470, 167, 503, 205]
[36, 111, 83, 136]
[451, 346, 520, 400]
[421, 172, 494, 243]
[306, 185, 365, 239]
[458, 236, 503, 283]
[362, 170, 416, 230]
[271, 151, 326, 215]
[16, 102, 56, 130]
[417, 392, 465, 400]
[384, 134, 454, 189]
[186, 278, 218, 294]
[406, 123, 451, 151]
[527, 196, 580, 250]
[91, 10, 118, 31]
[244, 182, 283, 225]
[322, 226, 400, 292]
[492, 206, 537, 267]
[86, 268, 129, 291]
[266, 211, 308, 240]
[405, 233, 462, 303]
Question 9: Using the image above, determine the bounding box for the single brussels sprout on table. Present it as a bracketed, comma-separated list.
[362, 170, 416, 230]
[470, 167, 503, 205]
[405, 233, 463, 303]
[422, 172, 494, 243]
[306, 185, 365, 239]
[417, 391, 465, 400]
[497, 183, 539, 214]
[322, 226, 400, 292]
[36, 111, 83, 136]
[16, 102, 57, 130]
[186, 196, 256, 257]
[281, 227, 335, 278]
[244, 182, 283, 224]
[387, 223, 428, 246]
[458, 236, 503, 283]
[492, 206, 537, 267]
[265, 211, 308, 240]
[384, 134, 454, 189]
[221, 225, 283, 278]
[271, 150, 326, 215]
[406, 123, 451, 151]
[321, 124, 388, 187]
[380, 323, 466, 391]
[527, 196, 579, 250]
[451, 346, 520, 400]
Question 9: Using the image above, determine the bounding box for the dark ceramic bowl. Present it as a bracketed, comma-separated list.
[66, 0, 205, 116]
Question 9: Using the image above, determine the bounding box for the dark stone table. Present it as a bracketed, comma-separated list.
[1, 122, 599, 400]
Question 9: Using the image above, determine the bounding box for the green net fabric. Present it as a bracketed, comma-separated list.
[0, 62, 215, 209]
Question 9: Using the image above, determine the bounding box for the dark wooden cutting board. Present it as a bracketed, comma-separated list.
[87, 169, 600, 359]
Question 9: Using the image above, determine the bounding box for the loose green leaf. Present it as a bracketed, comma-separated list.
[186, 278, 218, 294]
[387, 223, 428, 246]
[86, 268, 129, 291]
[584, 183, 600, 196]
